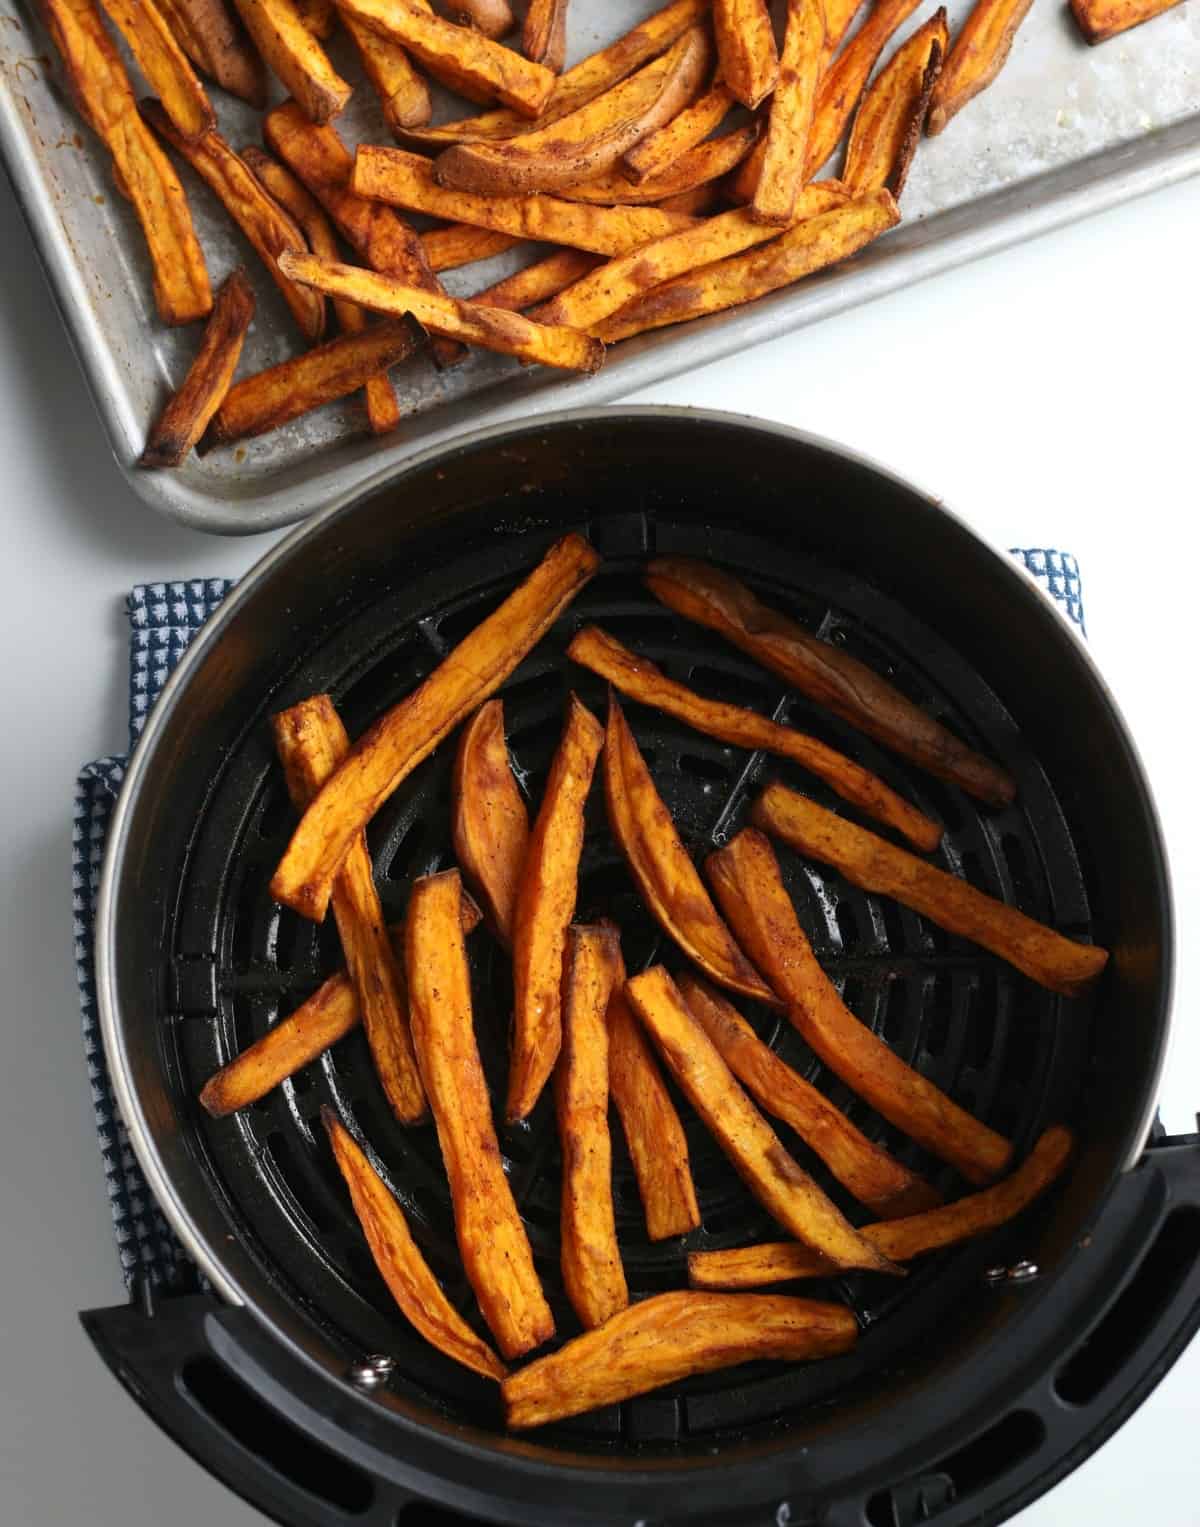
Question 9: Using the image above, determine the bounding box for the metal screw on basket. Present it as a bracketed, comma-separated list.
[348, 1353, 396, 1388]
[1007, 1260, 1040, 1285]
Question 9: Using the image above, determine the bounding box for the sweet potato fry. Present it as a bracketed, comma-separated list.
[623, 78, 734, 183]
[604, 695, 778, 1008]
[324, 1110, 506, 1379]
[605, 940, 700, 1241]
[927, 0, 1033, 135]
[232, 0, 351, 121]
[334, 0, 555, 116]
[143, 104, 325, 340]
[810, 0, 924, 174]
[824, 0, 867, 51]
[572, 625, 939, 850]
[523, 0, 567, 68]
[342, 14, 433, 135]
[626, 967, 899, 1273]
[471, 249, 601, 310]
[271, 534, 601, 921]
[644, 558, 1015, 806]
[689, 1125, 1076, 1287]
[656, 182, 722, 216]
[451, 699, 530, 943]
[406, 871, 555, 1359]
[278, 249, 607, 372]
[706, 828, 1013, 1184]
[509, 694, 604, 1120]
[558, 124, 759, 205]
[207, 316, 424, 444]
[595, 189, 899, 342]
[272, 696, 426, 1124]
[678, 974, 940, 1218]
[101, 0, 216, 140]
[353, 145, 698, 255]
[154, 0, 267, 106]
[713, 0, 778, 109]
[435, 27, 710, 196]
[556, 925, 627, 1328]
[293, 0, 333, 35]
[753, 783, 1110, 995]
[844, 11, 946, 197]
[38, 0, 211, 325]
[503, 1290, 857, 1428]
[421, 223, 522, 270]
[1069, 0, 1181, 40]
[752, 0, 824, 226]
[447, 0, 513, 38]
[140, 269, 254, 467]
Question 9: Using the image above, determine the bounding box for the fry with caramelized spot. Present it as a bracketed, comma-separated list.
[927, 0, 1034, 134]
[140, 269, 254, 467]
[509, 695, 604, 1120]
[689, 1126, 1076, 1287]
[844, 11, 947, 196]
[154, 0, 267, 107]
[560, 125, 759, 205]
[452, 700, 530, 944]
[523, 0, 567, 69]
[293, 0, 333, 35]
[270, 534, 601, 921]
[421, 224, 522, 270]
[752, 0, 824, 226]
[713, 0, 778, 109]
[605, 696, 778, 1007]
[707, 828, 1014, 1184]
[342, 14, 433, 135]
[323, 1109, 507, 1380]
[1069, 0, 1181, 41]
[448, 0, 513, 38]
[624, 78, 735, 182]
[627, 967, 900, 1272]
[504, 1290, 857, 1428]
[100, 0, 216, 140]
[556, 925, 627, 1328]
[407, 871, 554, 1359]
[232, 0, 351, 122]
[472, 249, 602, 311]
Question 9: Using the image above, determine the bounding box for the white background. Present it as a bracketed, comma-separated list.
[1, 163, 1198, 1523]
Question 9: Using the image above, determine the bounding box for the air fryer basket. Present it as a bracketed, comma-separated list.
[91, 409, 1198, 1527]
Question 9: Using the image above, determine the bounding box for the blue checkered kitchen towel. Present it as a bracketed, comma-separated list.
[73, 554, 1085, 1293]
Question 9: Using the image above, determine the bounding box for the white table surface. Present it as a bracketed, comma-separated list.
[1, 162, 1198, 1526]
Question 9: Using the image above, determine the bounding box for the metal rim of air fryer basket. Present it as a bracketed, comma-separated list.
[94, 406, 1178, 1527]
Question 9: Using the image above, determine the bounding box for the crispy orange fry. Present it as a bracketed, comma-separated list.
[38, 0, 212, 325]
[556, 925, 627, 1328]
[140, 268, 254, 467]
[447, 0, 513, 37]
[752, 0, 824, 225]
[559, 125, 759, 205]
[278, 248, 607, 372]
[604, 695, 778, 1008]
[707, 828, 1014, 1184]
[334, 0, 555, 116]
[154, 0, 267, 107]
[688, 1125, 1076, 1287]
[324, 1110, 507, 1379]
[927, 0, 1033, 134]
[472, 248, 602, 310]
[605, 939, 700, 1241]
[503, 1289, 858, 1427]
[232, 0, 351, 121]
[523, 0, 567, 69]
[824, 0, 867, 51]
[143, 104, 325, 340]
[626, 967, 900, 1272]
[844, 11, 946, 196]
[1069, 0, 1181, 40]
[207, 317, 424, 444]
[421, 223, 522, 270]
[753, 782, 1110, 995]
[435, 28, 710, 195]
[656, 181, 722, 215]
[271, 534, 601, 921]
[451, 699, 530, 944]
[272, 696, 426, 1124]
[644, 558, 1016, 806]
[572, 624, 939, 850]
[509, 694, 604, 1120]
[624, 78, 734, 182]
[342, 13, 433, 135]
[101, 0, 216, 140]
[407, 871, 555, 1359]
[353, 145, 699, 255]
[293, 0, 333, 35]
[679, 974, 940, 1218]
[713, 0, 778, 109]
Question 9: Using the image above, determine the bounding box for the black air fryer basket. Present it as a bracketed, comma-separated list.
[86, 409, 1200, 1527]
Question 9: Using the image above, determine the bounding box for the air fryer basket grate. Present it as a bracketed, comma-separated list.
[167, 510, 1099, 1452]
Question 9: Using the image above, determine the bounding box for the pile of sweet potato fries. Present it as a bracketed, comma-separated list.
[198, 535, 1107, 1428]
[37, 0, 1172, 467]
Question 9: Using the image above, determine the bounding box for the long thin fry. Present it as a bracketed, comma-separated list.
[926, 0, 1034, 135]
[154, 0, 267, 107]
[752, 782, 1110, 996]
[558, 125, 759, 205]
[421, 224, 522, 271]
[570, 624, 940, 850]
[807, 0, 925, 173]
[713, 0, 778, 109]
[472, 249, 602, 311]
[451, 698, 530, 943]
[626, 966, 900, 1273]
[270, 533, 601, 920]
[503, 1291, 858, 1428]
[342, 12, 432, 135]
[232, 0, 351, 122]
[1070, 0, 1182, 41]
[707, 828, 1014, 1184]
[844, 11, 946, 197]
[688, 1125, 1076, 1287]
[752, 0, 824, 226]
[624, 79, 734, 182]
[323, 1109, 507, 1380]
[523, 0, 568, 70]
[100, 0, 216, 140]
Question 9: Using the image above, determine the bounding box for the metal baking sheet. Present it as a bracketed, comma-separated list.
[2, 0, 1198, 535]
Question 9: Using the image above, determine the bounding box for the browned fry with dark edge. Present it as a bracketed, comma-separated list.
[406, 870, 555, 1359]
[523, 0, 568, 70]
[509, 694, 604, 1120]
[707, 827, 1014, 1184]
[100, 0, 216, 140]
[1069, 0, 1182, 42]
[751, 0, 824, 226]
[844, 11, 946, 197]
[323, 1109, 507, 1379]
[154, 0, 267, 107]
[232, 0, 351, 122]
[342, 13, 433, 135]
[140, 269, 255, 467]
[752, 782, 1110, 996]
[678, 973, 940, 1218]
[270, 534, 601, 921]
[293, 0, 333, 35]
[688, 1125, 1076, 1287]
[644, 556, 1016, 806]
[623, 78, 734, 182]
[927, 0, 1035, 135]
[712, 0, 778, 109]
[503, 1291, 858, 1428]
[626, 966, 901, 1273]
[451, 698, 530, 944]
[557, 124, 759, 206]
